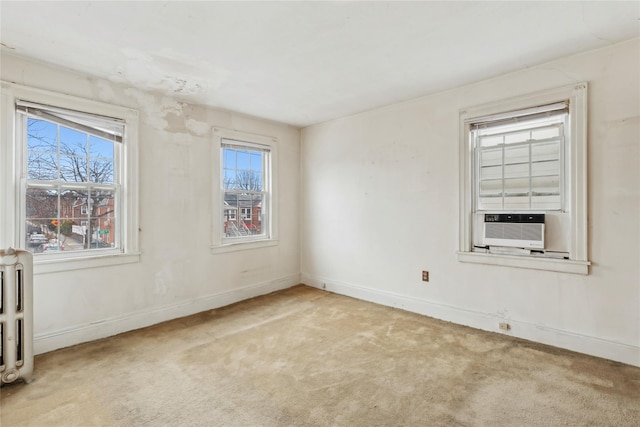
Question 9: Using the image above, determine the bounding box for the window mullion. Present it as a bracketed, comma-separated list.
[528, 139, 532, 209]
[501, 141, 505, 210]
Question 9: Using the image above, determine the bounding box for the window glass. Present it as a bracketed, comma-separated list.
[23, 114, 119, 254]
[221, 141, 268, 241]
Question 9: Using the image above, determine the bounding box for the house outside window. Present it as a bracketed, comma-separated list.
[211, 128, 278, 253]
[458, 83, 589, 274]
[0, 82, 140, 272]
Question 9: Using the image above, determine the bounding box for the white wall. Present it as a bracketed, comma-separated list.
[1, 55, 301, 354]
[301, 39, 640, 367]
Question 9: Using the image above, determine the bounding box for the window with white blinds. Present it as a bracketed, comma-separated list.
[472, 105, 567, 211]
[458, 83, 590, 274]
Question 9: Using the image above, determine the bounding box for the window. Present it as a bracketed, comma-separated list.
[1, 82, 139, 272]
[458, 83, 590, 274]
[240, 207, 252, 220]
[212, 128, 277, 252]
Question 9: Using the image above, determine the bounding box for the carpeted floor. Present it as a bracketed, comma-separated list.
[1, 285, 639, 426]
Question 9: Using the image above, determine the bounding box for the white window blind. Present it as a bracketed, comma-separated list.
[473, 106, 567, 211]
[16, 100, 124, 143]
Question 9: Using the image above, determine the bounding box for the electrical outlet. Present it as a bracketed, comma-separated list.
[422, 271, 429, 282]
[499, 322, 511, 331]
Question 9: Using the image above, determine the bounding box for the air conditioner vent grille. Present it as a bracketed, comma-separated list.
[486, 223, 543, 241]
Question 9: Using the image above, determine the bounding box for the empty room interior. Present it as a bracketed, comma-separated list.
[1, 1, 639, 426]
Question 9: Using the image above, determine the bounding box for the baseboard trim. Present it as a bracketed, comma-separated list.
[34, 273, 301, 355]
[301, 273, 640, 368]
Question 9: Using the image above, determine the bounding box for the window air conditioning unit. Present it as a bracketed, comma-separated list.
[484, 213, 545, 249]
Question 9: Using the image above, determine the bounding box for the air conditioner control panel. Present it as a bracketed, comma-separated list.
[484, 213, 545, 223]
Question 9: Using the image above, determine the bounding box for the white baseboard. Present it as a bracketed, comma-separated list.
[301, 273, 640, 368]
[34, 273, 300, 355]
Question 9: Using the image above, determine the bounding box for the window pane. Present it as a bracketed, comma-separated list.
[26, 187, 58, 219]
[25, 188, 57, 252]
[531, 176, 560, 194]
[223, 148, 236, 168]
[223, 169, 236, 189]
[478, 197, 503, 210]
[27, 119, 59, 180]
[60, 126, 87, 156]
[503, 177, 529, 195]
[250, 194, 263, 235]
[27, 151, 58, 180]
[504, 146, 529, 164]
[89, 190, 115, 249]
[60, 188, 83, 217]
[532, 160, 559, 177]
[27, 118, 57, 153]
[250, 171, 263, 191]
[531, 141, 560, 162]
[480, 165, 501, 180]
[479, 179, 502, 196]
[531, 195, 561, 210]
[503, 197, 530, 210]
[531, 126, 560, 140]
[60, 155, 87, 182]
[90, 136, 114, 159]
[233, 171, 256, 190]
[237, 151, 250, 170]
[90, 160, 114, 184]
[504, 163, 529, 179]
[223, 192, 245, 237]
[504, 130, 530, 144]
[479, 135, 503, 147]
[480, 148, 502, 166]
[250, 152, 262, 171]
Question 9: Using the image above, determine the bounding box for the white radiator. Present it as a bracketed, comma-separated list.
[0, 248, 33, 385]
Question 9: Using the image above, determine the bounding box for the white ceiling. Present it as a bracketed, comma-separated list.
[1, 1, 638, 127]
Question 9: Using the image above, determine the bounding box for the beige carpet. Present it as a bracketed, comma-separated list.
[1, 285, 639, 426]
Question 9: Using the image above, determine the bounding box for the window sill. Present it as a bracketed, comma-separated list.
[34, 252, 141, 275]
[211, 239, 278, 254]
[457, 251, 590, 275]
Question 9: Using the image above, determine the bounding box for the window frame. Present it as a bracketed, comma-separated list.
[458, 83, 590, 274]
[1, 81, 140, 274]
[211, 128, 278, 253]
